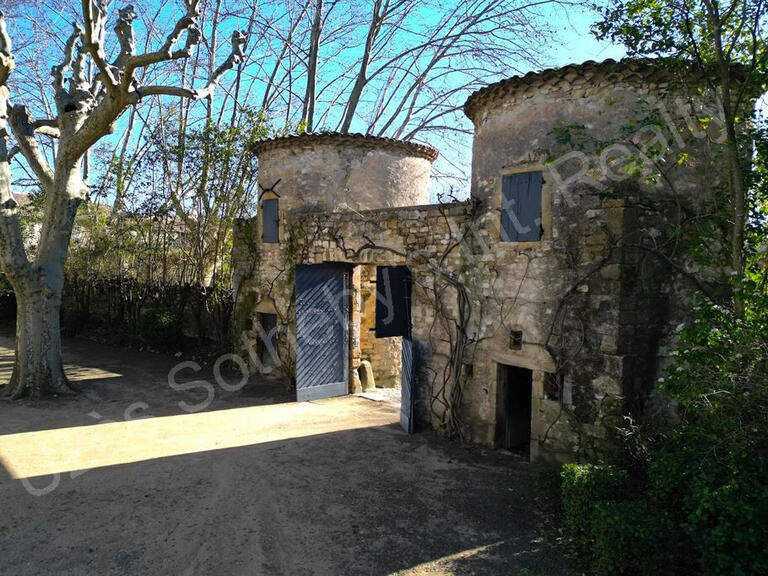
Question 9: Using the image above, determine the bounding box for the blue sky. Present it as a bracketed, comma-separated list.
[423, 4, 627, 198]
[546, 6, 627, 66]
[6, 2, 629, 204]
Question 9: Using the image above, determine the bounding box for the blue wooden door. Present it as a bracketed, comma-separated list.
[295, 264, 349, 401]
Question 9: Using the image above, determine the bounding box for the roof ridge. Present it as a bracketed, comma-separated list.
[251, 132, 439, 163]
[463, 57, 704, 121]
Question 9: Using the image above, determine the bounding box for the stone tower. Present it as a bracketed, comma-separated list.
[251, 132, 437, 215]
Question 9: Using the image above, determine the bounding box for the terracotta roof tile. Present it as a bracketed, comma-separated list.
[250, 132, 439, 163]
[463, 58, 706, 121]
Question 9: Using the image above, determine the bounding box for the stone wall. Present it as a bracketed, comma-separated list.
[461, 59, 728, 459]
[234, 202, 473, 429]
[234, 193, 633, 460]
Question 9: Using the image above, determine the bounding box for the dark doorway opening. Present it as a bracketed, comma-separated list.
[375, 265, 412, 338]
[256, 312, 278, 371]
[495, 364, 533, 454]
[374, 265, 415, 434]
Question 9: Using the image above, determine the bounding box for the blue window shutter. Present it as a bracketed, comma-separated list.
[262, 199, 279, 243]
[501, 172, 542, 242]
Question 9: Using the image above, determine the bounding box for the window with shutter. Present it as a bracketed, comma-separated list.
[500, 172, 543, 242]
[261, 198, 279, 243]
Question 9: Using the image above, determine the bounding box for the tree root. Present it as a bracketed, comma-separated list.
[2, 360, 79, 400]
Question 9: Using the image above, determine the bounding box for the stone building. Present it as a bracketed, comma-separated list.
[233, 59, 729, 461]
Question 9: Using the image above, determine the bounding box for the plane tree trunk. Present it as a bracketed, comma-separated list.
[4, 168, 83, 399]
[0, 3, 247, 399]
[7, 276, 72, 399]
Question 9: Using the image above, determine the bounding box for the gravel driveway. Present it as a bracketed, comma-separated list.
[0, 335, 574, 575]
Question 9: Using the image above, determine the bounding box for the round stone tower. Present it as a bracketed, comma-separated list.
[463, 58, 715, 205]
[460, 58, 728, 459]
[252, 132, 438, 213]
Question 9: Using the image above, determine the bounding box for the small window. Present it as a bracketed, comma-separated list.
[261, 198, 279, 243]
[501, 171, 543, 242]
[510, 330, 523, 350]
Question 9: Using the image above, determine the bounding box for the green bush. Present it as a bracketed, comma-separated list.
[533, 465, 564, 509]
[590, 500, 676, 576]
[688, 475, 768, 576]
[137, 307, 182, 343]
[649, 285, 768, 576]
[560, 463, 629, 548]
[0, 273, 11, 295]
[649, 438, 768, 576]
[0, 274, 15, 322]
[557, 287, 768, 576]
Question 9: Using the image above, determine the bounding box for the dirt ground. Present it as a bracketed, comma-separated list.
[0, 334, 574, 576]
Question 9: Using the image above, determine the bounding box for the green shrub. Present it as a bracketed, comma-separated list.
[533, 465, 564, 509]
[650, 285, 768, 576]
[137, 307, 182, 343]
[560, 463, 629, 548]
[590, 500, 676, 576]
[689, 476, 768, 576]
[0, 273, 11, 295]
[649, 440, 768, 576]
[0, 274, 15, 322]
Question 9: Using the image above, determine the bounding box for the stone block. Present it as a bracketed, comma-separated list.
[359, 360, 376, 392]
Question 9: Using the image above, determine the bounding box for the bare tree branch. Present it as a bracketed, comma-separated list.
[81, 0, 119, 92]
[52, 22, 83, 94]
[121, 0, 203, 84]
[113, 5, 138, 68]
[0, 10, 13, 86]
[8, 104, 55, 192]
[0, 11, 31, 281]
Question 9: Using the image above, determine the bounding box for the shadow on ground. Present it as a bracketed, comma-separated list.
[0, 335, 573, 576]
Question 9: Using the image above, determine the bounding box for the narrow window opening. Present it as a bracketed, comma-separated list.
[510, 330, 523, 350]
[261, 198, 279, 243]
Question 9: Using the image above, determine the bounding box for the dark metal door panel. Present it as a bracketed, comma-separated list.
[375, 266, 412, 338]
[401, 337, 415, 433]
[295, 264, 349, 401]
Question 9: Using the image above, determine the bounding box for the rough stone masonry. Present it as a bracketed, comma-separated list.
[233, 59, 733, 462]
